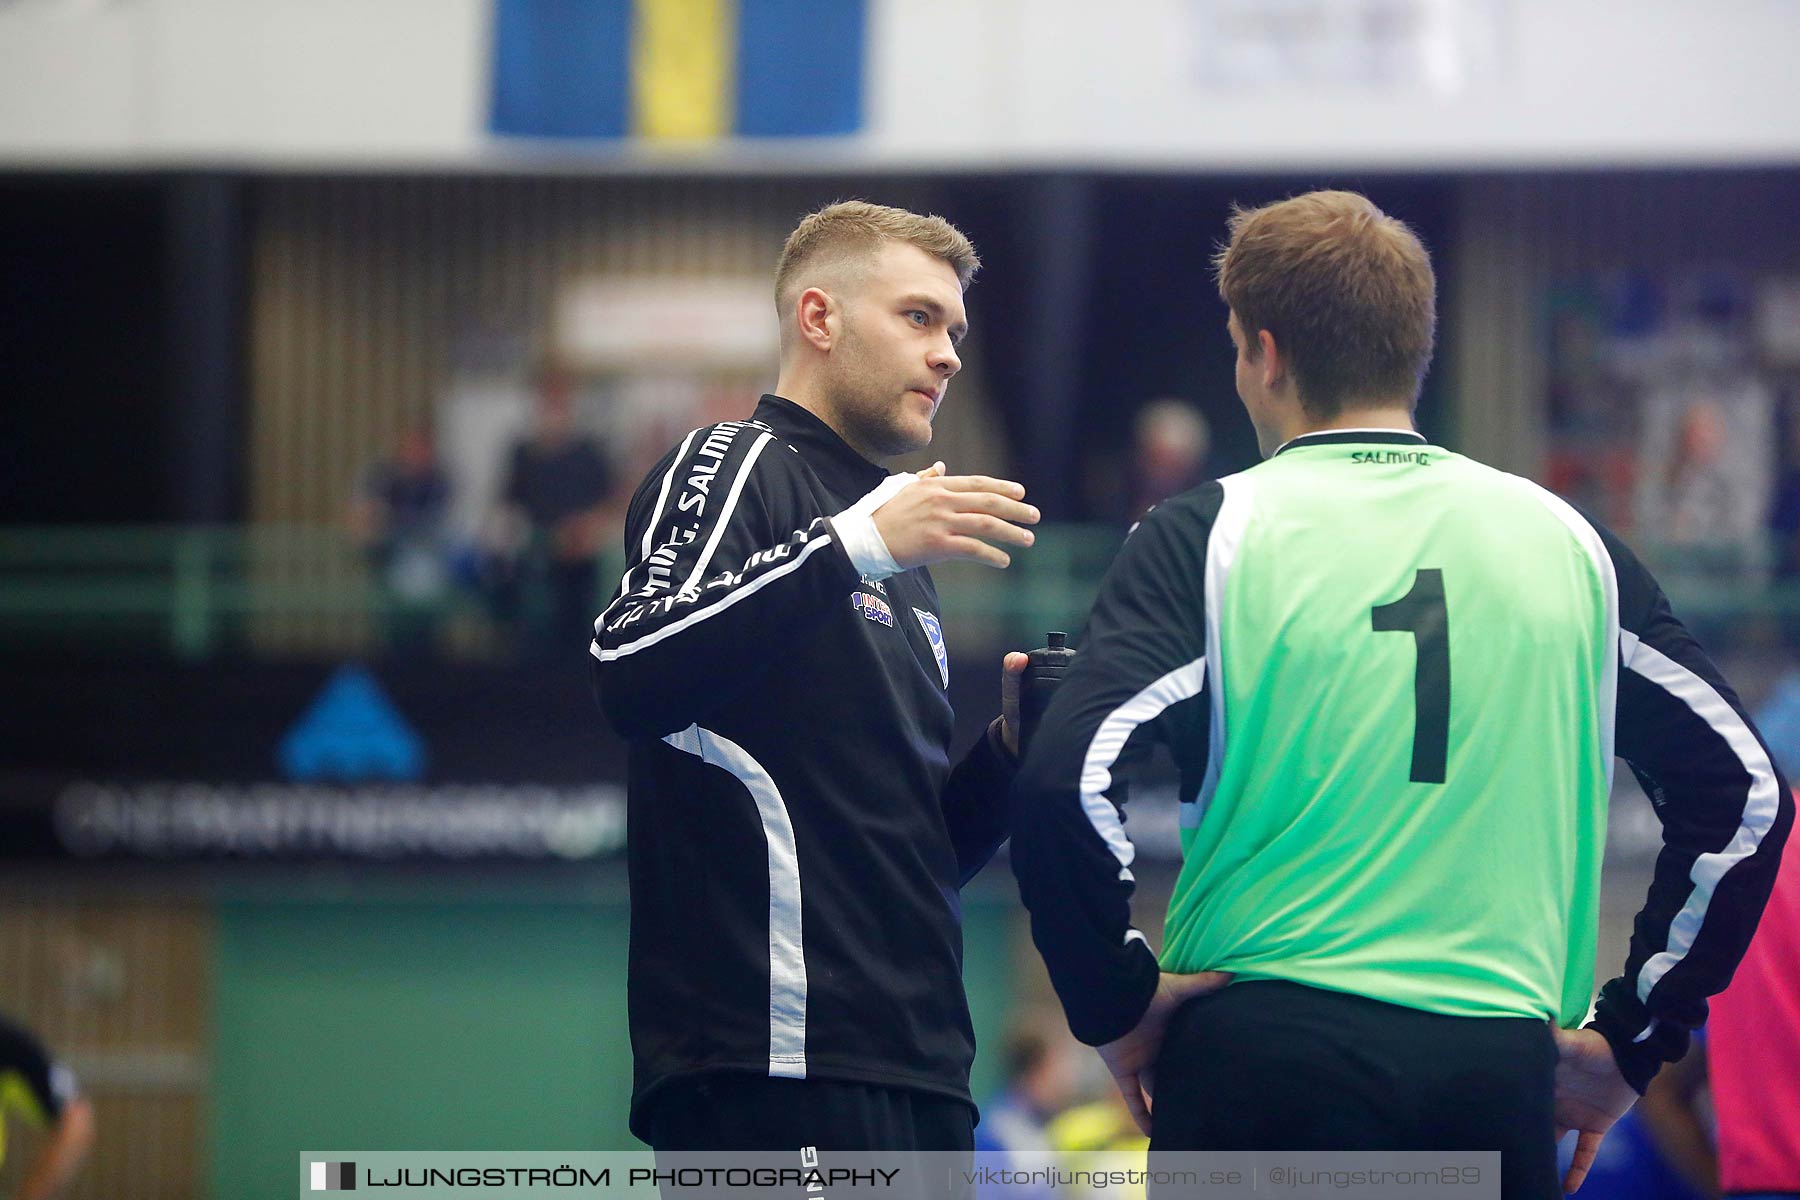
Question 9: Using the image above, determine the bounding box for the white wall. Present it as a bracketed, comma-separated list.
[0, 0, 485, 164]
[873, 0, 1800, 167]
[1, 0, 1796, 168]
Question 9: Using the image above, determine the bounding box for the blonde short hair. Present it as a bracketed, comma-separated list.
[775, 200, 980, 318]
[1214, 190, 1436, 416]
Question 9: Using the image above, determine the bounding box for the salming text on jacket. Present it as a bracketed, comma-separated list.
[591, 394, 1015, 1136]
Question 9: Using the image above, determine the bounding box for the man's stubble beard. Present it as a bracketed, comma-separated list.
[825, 319, 932, 461]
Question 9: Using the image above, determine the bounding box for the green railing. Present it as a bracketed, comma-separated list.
[1, 523, 1794, 659]
[0, 524, 1125, 658]
[0, 525, 394, 658]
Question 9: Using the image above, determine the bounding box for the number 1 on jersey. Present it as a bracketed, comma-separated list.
[1371, 568, 1450, 784]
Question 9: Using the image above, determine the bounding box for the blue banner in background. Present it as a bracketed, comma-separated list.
[489, 0, 866, 142]
[490, 0, 634, 139]
[734, 0, 864, 137]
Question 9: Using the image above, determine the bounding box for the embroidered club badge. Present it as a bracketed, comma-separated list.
[912, 608, 949, 688]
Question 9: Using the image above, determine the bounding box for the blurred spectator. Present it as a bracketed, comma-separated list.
[0, 1014, 94, 1200]
[488, 368, 617, 654]
[1114, 399, 1213, 523]
[1556, 1044, 1717, 1200]
[1632, 316, 1774, 575]
[1046, 1088, 1147, 1200]
[347, 421, 455, 653]
[1543, 283, 1653, 533]
[974, 1022, 1080, 1199]
[1546, 304, 1628, 442]
[1710, 786, 1800, 1200]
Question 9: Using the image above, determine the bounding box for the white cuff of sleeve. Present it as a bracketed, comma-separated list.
[832, 471, 917, 580]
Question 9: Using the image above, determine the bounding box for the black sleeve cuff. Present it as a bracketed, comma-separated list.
[986, 717, 1020, 771]
[949, 719, 1016, 798]
[818, 521, 871, 593]
[1586, 976, 1691, 1094]
[1066, 938, 1163, 1047]
[940, 718, 1020, 887]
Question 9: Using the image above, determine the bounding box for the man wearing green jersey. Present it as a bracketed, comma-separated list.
[1010, 191, 1792, 1199]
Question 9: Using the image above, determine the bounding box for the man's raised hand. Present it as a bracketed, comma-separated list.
[873, 462, 1040, 570]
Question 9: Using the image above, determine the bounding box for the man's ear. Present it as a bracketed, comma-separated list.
[796, 287, 835, 352]
[1257, 328, 1287, 391]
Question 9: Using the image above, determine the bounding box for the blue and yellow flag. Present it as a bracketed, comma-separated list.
[490, 0, 866, 141]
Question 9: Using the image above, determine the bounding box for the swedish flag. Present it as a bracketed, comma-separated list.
[490, 0, 866, 141]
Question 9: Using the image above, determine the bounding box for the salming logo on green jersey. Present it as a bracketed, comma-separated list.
[1350, 449, 1433, 465]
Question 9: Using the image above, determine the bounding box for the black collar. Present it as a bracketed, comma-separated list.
[753, 394, 888, 496]
[1272, 428, 1429, 457]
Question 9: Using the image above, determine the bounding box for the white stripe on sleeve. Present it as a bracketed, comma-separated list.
[1619, 632, 1783, 1004]
[1079, 656, 1209, 884]
[596, 533, 836, 663]
[1512, 475, 1621, 790]
[1197, 473, 1253, 813]
[596, 426, 702, 637]
[678, 431, 773, 595]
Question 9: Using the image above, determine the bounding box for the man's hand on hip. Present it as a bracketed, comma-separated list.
[1552, 1026, 1640, 1194]
[873, 463, 1039, 570]
[1098, 970, 1234, 1138]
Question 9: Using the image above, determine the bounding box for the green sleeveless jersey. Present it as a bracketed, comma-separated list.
[1162, 435, 1613, 1025]
[1013, 428, 1788, 1080]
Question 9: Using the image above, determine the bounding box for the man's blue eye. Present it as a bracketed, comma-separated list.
[907, 311, 928, 325]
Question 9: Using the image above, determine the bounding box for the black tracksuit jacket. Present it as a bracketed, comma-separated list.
[591, 395, 1015, 1137]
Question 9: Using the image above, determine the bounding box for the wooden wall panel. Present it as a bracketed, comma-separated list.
[0, 894, 208, 1200]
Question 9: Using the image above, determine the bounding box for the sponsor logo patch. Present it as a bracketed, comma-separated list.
[852, 591, 895, 626]
[912, 608, 949, 688]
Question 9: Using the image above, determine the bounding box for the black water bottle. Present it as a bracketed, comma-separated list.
[1018, 632, 1077, 756]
